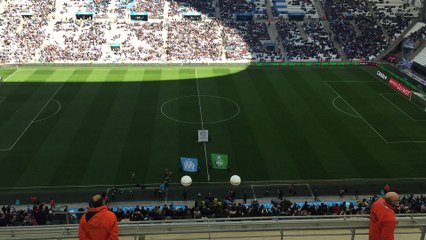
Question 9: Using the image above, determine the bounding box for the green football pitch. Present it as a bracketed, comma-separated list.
[0, 65, 425, 189]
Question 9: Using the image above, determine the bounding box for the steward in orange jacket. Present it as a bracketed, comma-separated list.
[369, 192, 400, 240]
[79, 194, 118, 240]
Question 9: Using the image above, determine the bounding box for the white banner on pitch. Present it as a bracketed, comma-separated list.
[198, 130, 209, 142]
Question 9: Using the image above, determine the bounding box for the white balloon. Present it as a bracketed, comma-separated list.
[181, 175, 192, 187]
[230, 175, 241, 186]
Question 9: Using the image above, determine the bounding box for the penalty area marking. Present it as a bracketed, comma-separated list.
[324, 81, 389, 144]
[379, 93, 426, 122]
[0, 97, 6, 104]
[33, 99, 62, 123]
[332, 96, 361, 118]
[0, 82, 65, 152]
[325, 80, 426, 144]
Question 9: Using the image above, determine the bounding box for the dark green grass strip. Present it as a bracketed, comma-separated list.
[11, 70, 93, 186]
[202, 69, 268, 181]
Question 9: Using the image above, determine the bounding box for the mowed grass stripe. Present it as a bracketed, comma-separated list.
[0, 69, 18, 81]
[81, 70, 135, 184]
[333, 81, 415, 141]
[0, 70, 59, 149]
[116, 70, 164, 184]
[250, 68, 329, 179]
[13, 69, 94, 186]
[323, 69, 416, 178]
[172, 69, 205, 181]
[51, 70, 125, 185]
[0, 69, 74, 186]
[227, 69, 290, 180]
[197, 69, 241, 181]
[268, 68, 362, 179]
[0, 69, 61, 185]
[231, 68, 302, 180]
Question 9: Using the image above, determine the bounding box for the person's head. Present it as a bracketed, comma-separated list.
[90, 194, 104, 208]
[385, 192, 400, 207]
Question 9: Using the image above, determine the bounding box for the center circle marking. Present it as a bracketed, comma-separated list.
[160, 95, 240, 125]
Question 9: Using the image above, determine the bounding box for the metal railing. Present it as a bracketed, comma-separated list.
[0, 214, 425, 240]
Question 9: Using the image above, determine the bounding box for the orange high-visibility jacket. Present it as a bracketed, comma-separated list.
[79, 206, 118, 240]
[369, 198, 397, 240]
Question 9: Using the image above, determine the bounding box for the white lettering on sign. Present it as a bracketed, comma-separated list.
[376, 70, 387, 80]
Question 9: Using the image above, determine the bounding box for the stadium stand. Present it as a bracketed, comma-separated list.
[168, 0, 215, 17]
[167, 19, 222, 62]
[0, 193, 425, 226]
[272, 0, 318, 19]
[222, 21, 281, 62]
[134, 0, 165, 19]
[41, 20, 108, 62]
[320, 0, 389, 60]
[106, 22, 165, 62]
[0, 0, 423, 63]
[277, 19, 339, 61]
[369, 0, 421, 41]
[219, 0, 257, 19]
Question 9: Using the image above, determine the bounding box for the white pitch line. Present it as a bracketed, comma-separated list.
[250, 185, 257, 200]
[0, 82, 65, 151]
[324, 81, 389, 144]
[306, 183, 315, 199]
[0, 69, 20, 86]
[332, 96, 361, 118]
[379, 93, 426, 122]
[33, 99, 62, 123]
[0, 97, 6, 104]
[195, 69, 211, 182]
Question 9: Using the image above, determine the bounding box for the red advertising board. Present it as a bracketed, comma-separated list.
[388, 78, 412, 97]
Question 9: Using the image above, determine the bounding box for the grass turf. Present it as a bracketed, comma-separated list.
[0, 65, 425, 188]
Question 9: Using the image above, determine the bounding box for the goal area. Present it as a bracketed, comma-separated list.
[410, 92, 426, 112]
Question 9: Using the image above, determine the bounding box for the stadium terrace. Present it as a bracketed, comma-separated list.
[0, 0, 426, 239]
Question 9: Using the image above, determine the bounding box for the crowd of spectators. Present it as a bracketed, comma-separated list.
[1, 0, 423, 63]
[169, 0, 215, 17]
[61, 0, 111, 17]
[167, 19, 222, 62]
[408, 25, 426, 45]
[219, 0, 255, 19]
[106, 22, 164, 62]
[223, 21, 281, 62]
[321, 0, 388, 60]
[380, 16, 412, 41]
[41, 19, 108, 62]
[0, 193, 425, 226]
[369, 0, 418, 41]
[277, 20, 338, 61]
[0, 0, 54, 63]
[133, 0, 165, 19]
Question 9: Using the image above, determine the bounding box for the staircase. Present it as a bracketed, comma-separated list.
[0, 0, 7, 14]
[108, 0, 118, 20]
[366, 0, 391, 42]
[265, 0, 275, 21]
[268, 23, 288, 61]
[101, 21, 116, 62]
[297, 22, 308, 41]
[214, 0, 221, 19]
[35, 17, 57, 62]
[312, 0, 347, 60]
[162, 1, 170, 61]
[375, 17, 421, 60]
